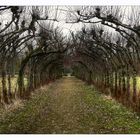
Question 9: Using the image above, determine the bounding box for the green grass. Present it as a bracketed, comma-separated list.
[0, 77, 140, 134]
[0, 85, 53, 133]
[82, 85, 140, 133]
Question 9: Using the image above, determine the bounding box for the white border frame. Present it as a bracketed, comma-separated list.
[0, 0, 140, 139]
[0, 0, 140, 5]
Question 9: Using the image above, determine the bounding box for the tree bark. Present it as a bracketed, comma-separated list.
[114, 71, 118, 98]
[132, 71, 137, 103]
[1, 61, 9, 104]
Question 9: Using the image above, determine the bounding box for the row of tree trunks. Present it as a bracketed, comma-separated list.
[0, 55, 18, 104]
[103, 71, 137, 110]
[75, 65, 139, 112]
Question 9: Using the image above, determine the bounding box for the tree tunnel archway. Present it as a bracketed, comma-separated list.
[0, 6, 140, 112]
[17, 44, 66, 98]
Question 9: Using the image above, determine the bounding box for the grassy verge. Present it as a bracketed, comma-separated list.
[0, 84, 53, 134]
[81, 84, 140, 133]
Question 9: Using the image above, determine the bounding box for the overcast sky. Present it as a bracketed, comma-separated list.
[41, 6, 140, 37]
[1, 6, 140, 37]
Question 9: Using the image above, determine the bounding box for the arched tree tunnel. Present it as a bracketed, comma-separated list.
[69, 6, 140, 112]
[0, 6, 140, 117]
[1, 6, 140, 134]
